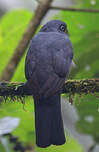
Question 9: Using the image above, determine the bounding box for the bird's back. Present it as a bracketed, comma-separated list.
[25, 31, 73, 96]
[26, 32, 72, 70]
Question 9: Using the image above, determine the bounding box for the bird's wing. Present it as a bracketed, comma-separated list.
[40, 36, 73, 98]
[25, 44, 36, 80]
[52, 37, 73, 78]
[25, 41, 41, 97]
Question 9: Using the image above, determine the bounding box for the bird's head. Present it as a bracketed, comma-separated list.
[40, 20, 68, 34]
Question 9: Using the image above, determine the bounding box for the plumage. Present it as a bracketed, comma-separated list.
[25, 20, 73, 147]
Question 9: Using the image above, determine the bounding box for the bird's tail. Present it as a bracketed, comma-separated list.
[34, 94, 66, 148]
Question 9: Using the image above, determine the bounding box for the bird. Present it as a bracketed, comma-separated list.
[25, 20, 73, 148]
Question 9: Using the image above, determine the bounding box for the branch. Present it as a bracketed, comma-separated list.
[50, 6, 99, 13]
[0, 0, 53, 81]
[0, 79, 99, 96]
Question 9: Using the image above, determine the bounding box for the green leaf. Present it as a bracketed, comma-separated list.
[0, 9, 32, 76]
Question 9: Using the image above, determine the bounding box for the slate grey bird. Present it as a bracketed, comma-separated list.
[25, 20, 73, 148]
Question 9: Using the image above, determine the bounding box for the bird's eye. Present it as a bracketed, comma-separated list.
[59, 24, 66, 32]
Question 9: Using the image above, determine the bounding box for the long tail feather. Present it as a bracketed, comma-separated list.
[34, 94, 66, 147]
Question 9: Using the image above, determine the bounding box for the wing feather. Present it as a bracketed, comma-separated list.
[52, 37, 73, 78]
[25, 46, 36, 80]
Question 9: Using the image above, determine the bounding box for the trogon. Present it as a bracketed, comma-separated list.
[25, 20, 73, 148]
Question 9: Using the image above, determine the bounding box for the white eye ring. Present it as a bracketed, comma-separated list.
[59, 24, 66, 32]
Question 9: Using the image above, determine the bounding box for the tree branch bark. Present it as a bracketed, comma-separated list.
[0, 79, 99, 96]
[50, 6, 99, 13]
[0, 0, 53, 81]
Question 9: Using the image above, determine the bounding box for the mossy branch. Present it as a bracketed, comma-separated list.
[0, 79, 99, 96]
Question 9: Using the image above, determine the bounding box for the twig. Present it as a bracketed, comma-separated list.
[0, 0, 53, 81]
[0, 79, 99, 96]
[50, 6, 99, 13]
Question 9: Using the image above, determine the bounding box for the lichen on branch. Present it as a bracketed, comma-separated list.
[0, 79, 99, 97]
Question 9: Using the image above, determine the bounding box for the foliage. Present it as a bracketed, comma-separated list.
[0, 10, 32, 80]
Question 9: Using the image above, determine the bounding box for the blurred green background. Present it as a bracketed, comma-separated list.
[0, 0, 99, 151]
